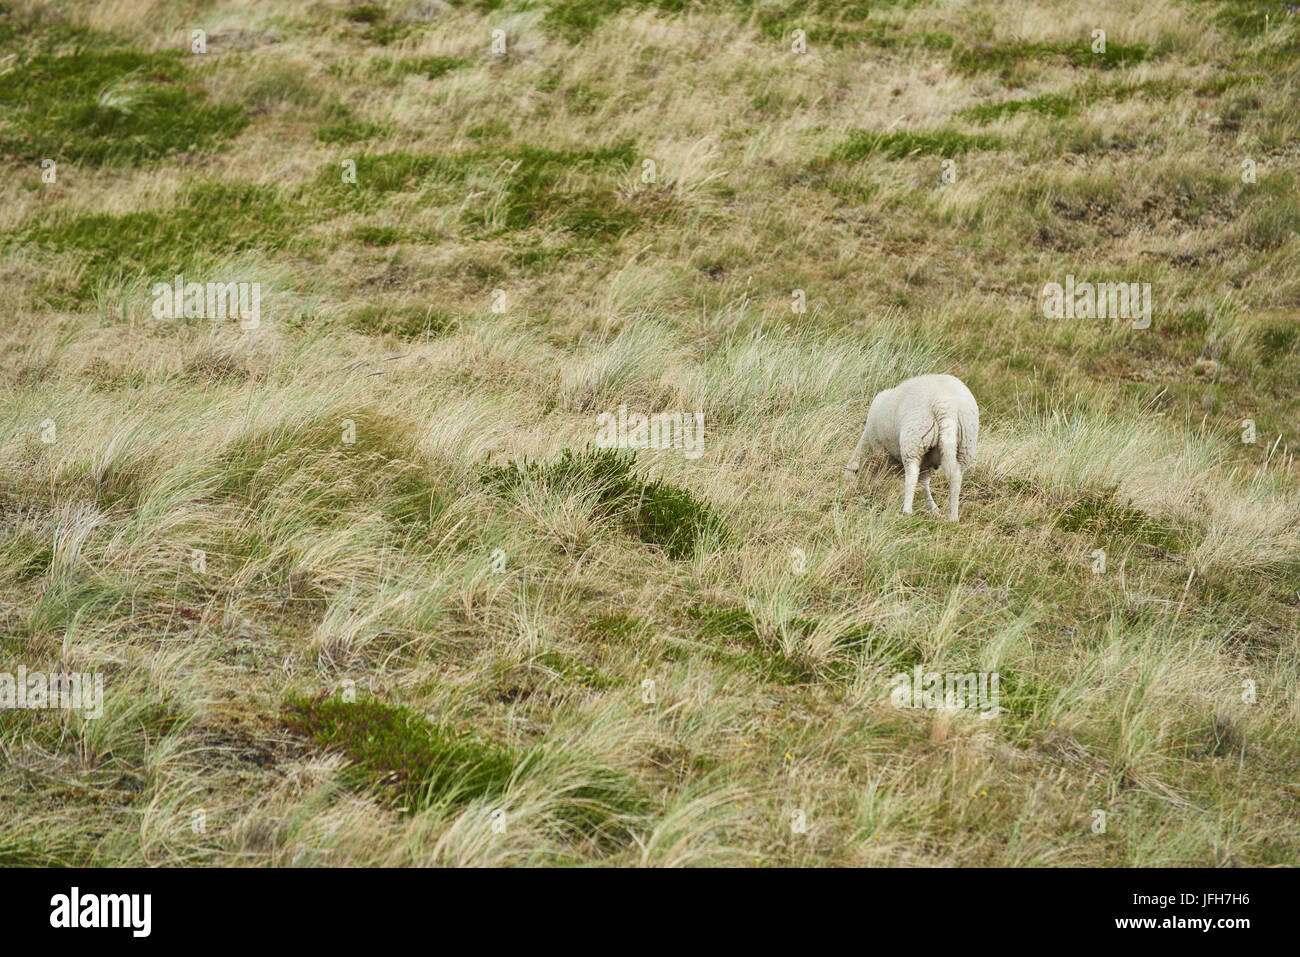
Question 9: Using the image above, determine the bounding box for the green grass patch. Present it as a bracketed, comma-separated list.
[536, 650, 624, 689]
[541, 0, 691, 41]
[465, 143, 641, 234]
[283, 694, 516, 812]
[0, 832, 97, 867]
[0, 13, 248, 165]
[465, 119, 512, 142]
[507, 237, 574, 273]
[737, 0, 922, 48]
[960, 92, 1077, 123]
[952, 39, 1150, 77]
[350, 225, 405, 246]
[321, 151, 461, 195]
[996, 670, 1063, 725]
[347, 224, 446, 246]
[371, 54, 471, 80]
[316, 144, 648, 237]
[1192, 0, 1294, 36]
[316, 120, 389, 144]
[283, 693, 646, 843]
[831, 128, 1001, 162]
[21, 182, 305, 299]
[341, 4, 411, 45]
[482, 447, 725, 560]
[540, 0, 922, 47]
[1256, 317, 1300, 364]
[960, 76, 1239, 125]
[1057, 487, 1188, 553]
[687, 602, 817, 683]
[581, 611, 648, 645]
[685, 602, 870, 684]
[543, 0, 628, 40]
[1234, 192, 1300, 250]
[562, 80, 609, 113]
[1, 533, 54, 583]
[552, 191, 646, 239]
[346, 304, 456, 338]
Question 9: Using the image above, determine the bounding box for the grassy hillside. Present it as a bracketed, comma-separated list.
[1, 0, 1298, 866]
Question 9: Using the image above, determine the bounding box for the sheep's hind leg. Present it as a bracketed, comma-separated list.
[939, 454, 962, 522]
[844, 421, 872, 477]
[938, 419, 962, 522]
[902, 458, 920, 515]
[921, 470, 940, 515]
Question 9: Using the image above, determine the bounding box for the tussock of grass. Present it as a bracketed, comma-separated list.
[483, 447, 725, 560]
[210, 409, 448, 540]
[960, 93, 1078, 124]
[339, 3, 412, 46]
[686, 602, 827, 684]
[536, 650, 624, 689]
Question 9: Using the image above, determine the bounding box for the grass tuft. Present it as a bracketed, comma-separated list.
[483, 447, 725, 560]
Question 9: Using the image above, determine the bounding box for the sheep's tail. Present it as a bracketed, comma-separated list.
[937, 415, 960, 477]
[932, 394, 977, 469]
[955, 400, 978, 467]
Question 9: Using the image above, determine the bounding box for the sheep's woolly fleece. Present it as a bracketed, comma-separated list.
[847, 374, 980, 520]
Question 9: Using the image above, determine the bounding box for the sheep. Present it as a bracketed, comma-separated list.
[843, 374, 979, 522]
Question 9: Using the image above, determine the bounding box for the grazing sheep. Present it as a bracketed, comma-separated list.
[844, 374, 979, 522]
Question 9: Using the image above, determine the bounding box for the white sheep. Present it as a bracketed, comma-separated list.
[843, 374, 979, 522]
